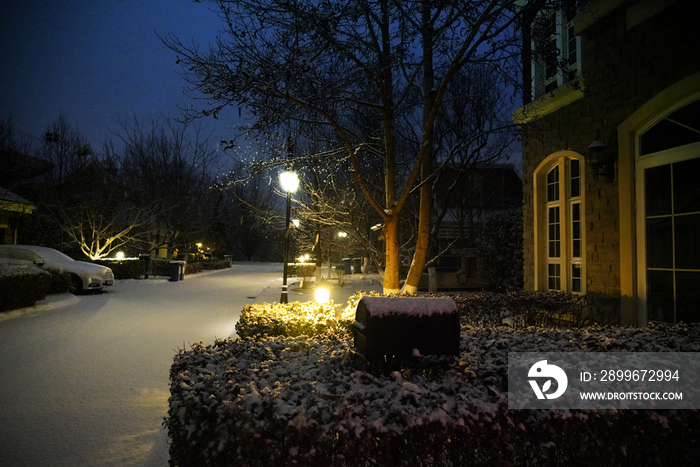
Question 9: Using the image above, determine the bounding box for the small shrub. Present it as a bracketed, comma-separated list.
[150, 259, 173, 277]
[93, 259, 144, 279]
[0, 265, 52, 312]
[293, 263, 315, 288]
[335, 265, 348, 287]
[184, 262, 202, 275]
[199, 259, 232, 270]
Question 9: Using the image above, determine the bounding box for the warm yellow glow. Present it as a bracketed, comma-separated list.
[315, 288, 330, 304]
[337, 231, 347, 238]
[279, 171, 299, 193]
[313, 277, 333, 304]
[292, 219, 300, 228]
[298, 255, 306, 263]
[116, 251, 125, 260]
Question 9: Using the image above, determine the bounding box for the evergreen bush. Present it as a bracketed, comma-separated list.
[0, 265, 52, 312]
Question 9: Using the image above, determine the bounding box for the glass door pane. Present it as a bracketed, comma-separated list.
[645, 156, 700, 323]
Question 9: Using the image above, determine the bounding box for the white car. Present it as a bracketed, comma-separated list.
[0, 245, 114, 294]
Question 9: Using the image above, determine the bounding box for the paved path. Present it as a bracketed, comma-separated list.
[0, 263, 380, 466]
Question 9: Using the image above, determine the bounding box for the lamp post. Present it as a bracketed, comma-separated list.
[280, 171, 299, 303]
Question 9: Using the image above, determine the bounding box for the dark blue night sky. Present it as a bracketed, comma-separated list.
[1, 1, 238, 149]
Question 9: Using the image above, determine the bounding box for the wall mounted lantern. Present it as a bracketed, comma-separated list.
[586, 138, 616, 182]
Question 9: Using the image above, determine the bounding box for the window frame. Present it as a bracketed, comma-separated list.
[531, 9, 582, 100]
[534, 151, 586, 294]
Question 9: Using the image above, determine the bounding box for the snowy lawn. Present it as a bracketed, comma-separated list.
[166, 294, 700, 467]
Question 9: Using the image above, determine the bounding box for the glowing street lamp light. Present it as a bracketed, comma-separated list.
[280, 171, 299, 304]
[314, 277, 334, 304]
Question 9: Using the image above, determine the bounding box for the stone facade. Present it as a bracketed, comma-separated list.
[519, 0, 700, 324]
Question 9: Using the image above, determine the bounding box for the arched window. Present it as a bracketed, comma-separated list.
[534, 152, 585, 293]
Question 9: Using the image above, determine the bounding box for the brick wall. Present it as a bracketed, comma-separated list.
[521, 0, 699, 322]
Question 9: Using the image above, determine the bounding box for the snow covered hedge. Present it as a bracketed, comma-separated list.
[166, 301, 700, 466]
[93, 258, 144, 279]
[0, 264, 52, 311]
[235, 301, 354, 339]
[452, 290, 593, 328]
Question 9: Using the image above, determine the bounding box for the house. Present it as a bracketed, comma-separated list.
[515, 0, 699, 325]
[420, 163, 523, 290]
[0, 187, 36, 244]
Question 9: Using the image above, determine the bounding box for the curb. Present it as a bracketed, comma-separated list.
[0, 294, 80, 322]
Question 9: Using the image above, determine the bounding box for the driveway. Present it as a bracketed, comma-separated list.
[0, 262, 382, 466]
[0, 263, 286, 466]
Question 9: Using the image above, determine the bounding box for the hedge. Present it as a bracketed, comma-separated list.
[0, 265, 52, 312]
[166, 322, 700, 467]
[166, 292, 700, 466]
[93, 259, 145, 279]
[236, 301, 354, 340]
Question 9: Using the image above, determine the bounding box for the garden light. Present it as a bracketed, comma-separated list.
[313, 277, 333, 304]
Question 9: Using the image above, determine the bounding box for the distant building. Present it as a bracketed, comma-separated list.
[515, 0, 699, 324]
[0, 187, 36, 244]
[421, 163, 523, 290]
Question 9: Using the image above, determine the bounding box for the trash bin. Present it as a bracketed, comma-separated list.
[352, 258, 362, 274]
[342, 258, 352, 275]
[139, 253, 151, 279]
[169, 261, 185, 282]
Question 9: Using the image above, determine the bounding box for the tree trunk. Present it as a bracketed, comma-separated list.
[382, 215, 401, 294]
[403, 0, 434, 294]
[403, 169, 431, 294]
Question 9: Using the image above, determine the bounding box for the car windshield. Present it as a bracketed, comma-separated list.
[36, 248, 76, 263]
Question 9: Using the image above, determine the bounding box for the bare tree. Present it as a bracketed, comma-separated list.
[209, 160, 282, 261]
[163, 0, 567, 293]
[0, 116, 39, 189]
[7, 115, 147, 258]
[107, 116, 224, 257]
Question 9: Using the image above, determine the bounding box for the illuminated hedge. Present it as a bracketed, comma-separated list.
[235, 301, 355, 339]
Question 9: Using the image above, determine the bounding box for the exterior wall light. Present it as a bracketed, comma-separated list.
[586, 138, 616, 182]
[314, 277, 334, 304]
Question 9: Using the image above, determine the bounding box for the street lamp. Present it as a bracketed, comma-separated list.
[280, 171, 299, 303]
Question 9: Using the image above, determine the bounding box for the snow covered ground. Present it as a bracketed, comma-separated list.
[0, 263, 377, 466]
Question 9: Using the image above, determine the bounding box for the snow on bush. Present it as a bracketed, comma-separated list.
[0, 264, 52, 311]
[167, 300, 700, 466]
[235, 301, 354, 339]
